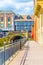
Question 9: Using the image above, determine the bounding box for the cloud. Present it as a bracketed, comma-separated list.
[0, 0, 34, 15]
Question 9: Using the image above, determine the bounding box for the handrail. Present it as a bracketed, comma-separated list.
[0, 38, 27, 65]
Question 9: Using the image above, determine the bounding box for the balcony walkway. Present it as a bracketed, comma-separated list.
[8, 41, 43, 65]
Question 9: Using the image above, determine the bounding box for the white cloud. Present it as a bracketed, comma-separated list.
[11, 1, 33, 9]
[0, 0, 34, 14]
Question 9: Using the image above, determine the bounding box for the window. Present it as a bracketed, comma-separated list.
[8, 17, 11, 28]
[19, 16, 23, 19]
[24, 21, 29, 25]
[8, 17, 10, 22]
[1, 17, 4, 21]
[29, 21, 34, 26]
[0, 24, 4, 28]
[15, 21, 21, 25]
[8, 24, 11, 28]
[27, 15, 31, 19]
[14, 21, 34, 31]
[16, 26, 20, 31]
[20, 22, 25, 25]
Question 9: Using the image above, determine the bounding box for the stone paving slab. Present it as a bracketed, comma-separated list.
[8, 48, 25, 65]
[8, 41, 43, 65]
[25, 41, 43, 65]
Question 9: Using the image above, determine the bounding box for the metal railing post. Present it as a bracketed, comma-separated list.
[9, 40, 10, 61]
[4, 42, 6, 65]
[12, 40, 13, 58]
[20, 40, 22, 49]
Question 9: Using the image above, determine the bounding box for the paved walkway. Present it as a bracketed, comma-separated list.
[8, 41, 43, 65]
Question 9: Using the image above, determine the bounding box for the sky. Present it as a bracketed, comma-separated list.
[0, 0, 34, 15]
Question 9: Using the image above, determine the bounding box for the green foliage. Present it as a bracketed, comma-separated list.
[0, 32, 14, 47]
[0, 35, 10, 47]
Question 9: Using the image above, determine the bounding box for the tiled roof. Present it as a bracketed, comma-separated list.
[14, 15, 34, 21]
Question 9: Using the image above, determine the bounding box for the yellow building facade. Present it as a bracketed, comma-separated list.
[34, 0, 43, 45]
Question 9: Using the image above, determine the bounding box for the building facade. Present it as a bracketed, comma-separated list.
[14, 15, 34, 32]
[0, 11, 34, 37]
[0, 10, 15, 37]
[0, 10, 15, 31]
[34, 0, 43, 44]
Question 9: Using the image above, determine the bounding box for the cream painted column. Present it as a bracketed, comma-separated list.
[41, 13, 43, 44]
[36, 16, 38, 42]
[4, 13, 6, 28]
[34, 16, 36, 40]
[11, 14, 14, 30]
[36, 17, 39, 43]
[37, 14, 41, 44]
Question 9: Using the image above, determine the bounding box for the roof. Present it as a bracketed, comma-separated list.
[0, 10, 15, 14]
[14, 15, 34, 21]
[31, 15, 34, 20]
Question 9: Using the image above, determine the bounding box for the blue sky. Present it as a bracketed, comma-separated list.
[0, 0, 34, 15]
